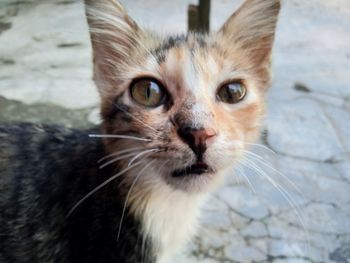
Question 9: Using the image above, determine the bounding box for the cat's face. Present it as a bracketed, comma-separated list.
[85, 0, 280, 193]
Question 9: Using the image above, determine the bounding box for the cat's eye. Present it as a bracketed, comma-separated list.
[130, 78, 166, 107]
[217, 81, 247, 104]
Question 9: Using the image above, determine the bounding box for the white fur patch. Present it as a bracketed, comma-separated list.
[131, 173, 209, 263]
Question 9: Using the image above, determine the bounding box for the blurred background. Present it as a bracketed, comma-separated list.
[0, 0, 350, 262]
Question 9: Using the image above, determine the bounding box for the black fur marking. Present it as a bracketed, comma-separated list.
[162, 99, 174, 112]
[195, 34, 208, 48]
[0, 123, 155, 263]
[103, 94, 132, 122]
[152, 34, 208, 64]
[152, 35, 187, 63]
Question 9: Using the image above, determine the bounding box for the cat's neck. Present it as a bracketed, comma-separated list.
[127, 171, 209, 263]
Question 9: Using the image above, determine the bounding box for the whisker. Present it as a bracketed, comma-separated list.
[235, 165, 256, 193]
[89, 134, 152, 142]
[243, 150, 303, 196]
[117, 160, 156, 241]
[141, 234, 147, 263]
[242, 158, 311, 253]
[246, 143, 276, 155]
[244, 158, 302, 218]
[128, 149, 160, 167]
[66, 160, 143, 218]
[99, 151, 144, 169]
[98, 147, 146, 163]
[231, 140, 276, 155]
[232, 166, 243, 185]
[156, 159, 170, 174]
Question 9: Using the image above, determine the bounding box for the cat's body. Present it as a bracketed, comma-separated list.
[0, 0, 280, 262]
[0, 124, 154, 262]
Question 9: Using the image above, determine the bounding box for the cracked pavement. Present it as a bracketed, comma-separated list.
[0, 0, 349, 262]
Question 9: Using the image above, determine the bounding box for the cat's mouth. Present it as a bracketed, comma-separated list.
[171, 162, 213, 177]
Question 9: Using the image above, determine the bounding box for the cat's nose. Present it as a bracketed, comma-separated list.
[177, 126, 217, 161]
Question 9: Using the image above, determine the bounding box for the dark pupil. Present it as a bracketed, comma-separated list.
[225, 86, 233, 100]
[146, 83, 151, 99]
[145, 82, 158, 99]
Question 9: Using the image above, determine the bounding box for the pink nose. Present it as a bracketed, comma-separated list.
[177, 126, 217, 160]
[189, 128, 216, 146]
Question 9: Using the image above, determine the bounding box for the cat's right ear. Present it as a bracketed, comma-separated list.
[218, 0, 280, 67]
[84, 0, 143, 95]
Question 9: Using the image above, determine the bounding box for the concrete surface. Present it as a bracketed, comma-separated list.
[1, 0, 350, 262]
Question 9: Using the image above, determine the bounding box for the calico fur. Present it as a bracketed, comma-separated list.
[0, 0, 280, 262]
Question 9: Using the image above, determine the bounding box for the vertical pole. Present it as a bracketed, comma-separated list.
[188, 0, 210, 33]
[198, 0, 210, 33]
[188, 4, 199, 32]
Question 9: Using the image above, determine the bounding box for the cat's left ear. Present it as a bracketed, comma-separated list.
[218, 0, 280, 67]
[84, 0, 144, 96]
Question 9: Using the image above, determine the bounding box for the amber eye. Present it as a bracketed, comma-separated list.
[217, 81, 247, 104]
[130, 78, 166, 107]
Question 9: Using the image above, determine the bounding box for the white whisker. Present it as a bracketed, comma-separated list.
[89, 134, 152, 142]
[232, 140, 276, 155]
[117, 160, 156, 241]
[128, 149, 159, 167]
[98, 147, 146, 163]
[99, 151, 144, 169]
[242, 158, 310, 253]
[235, 165, 256, 193]
[243, 150, 303, 196]
[66, 160, 143, 218]
[156, 159, 170, 174]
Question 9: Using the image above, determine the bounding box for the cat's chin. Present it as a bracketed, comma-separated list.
[162, 162, 225, 194]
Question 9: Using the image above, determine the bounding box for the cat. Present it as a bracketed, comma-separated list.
[0, 0, 280, 262]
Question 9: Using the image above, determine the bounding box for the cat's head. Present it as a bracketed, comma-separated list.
[85, 0, 280, 193]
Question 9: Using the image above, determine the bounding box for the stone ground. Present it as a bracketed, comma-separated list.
[1, 0, 350, 262]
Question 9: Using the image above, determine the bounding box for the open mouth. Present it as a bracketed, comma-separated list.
[171, 162, 213, 177]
